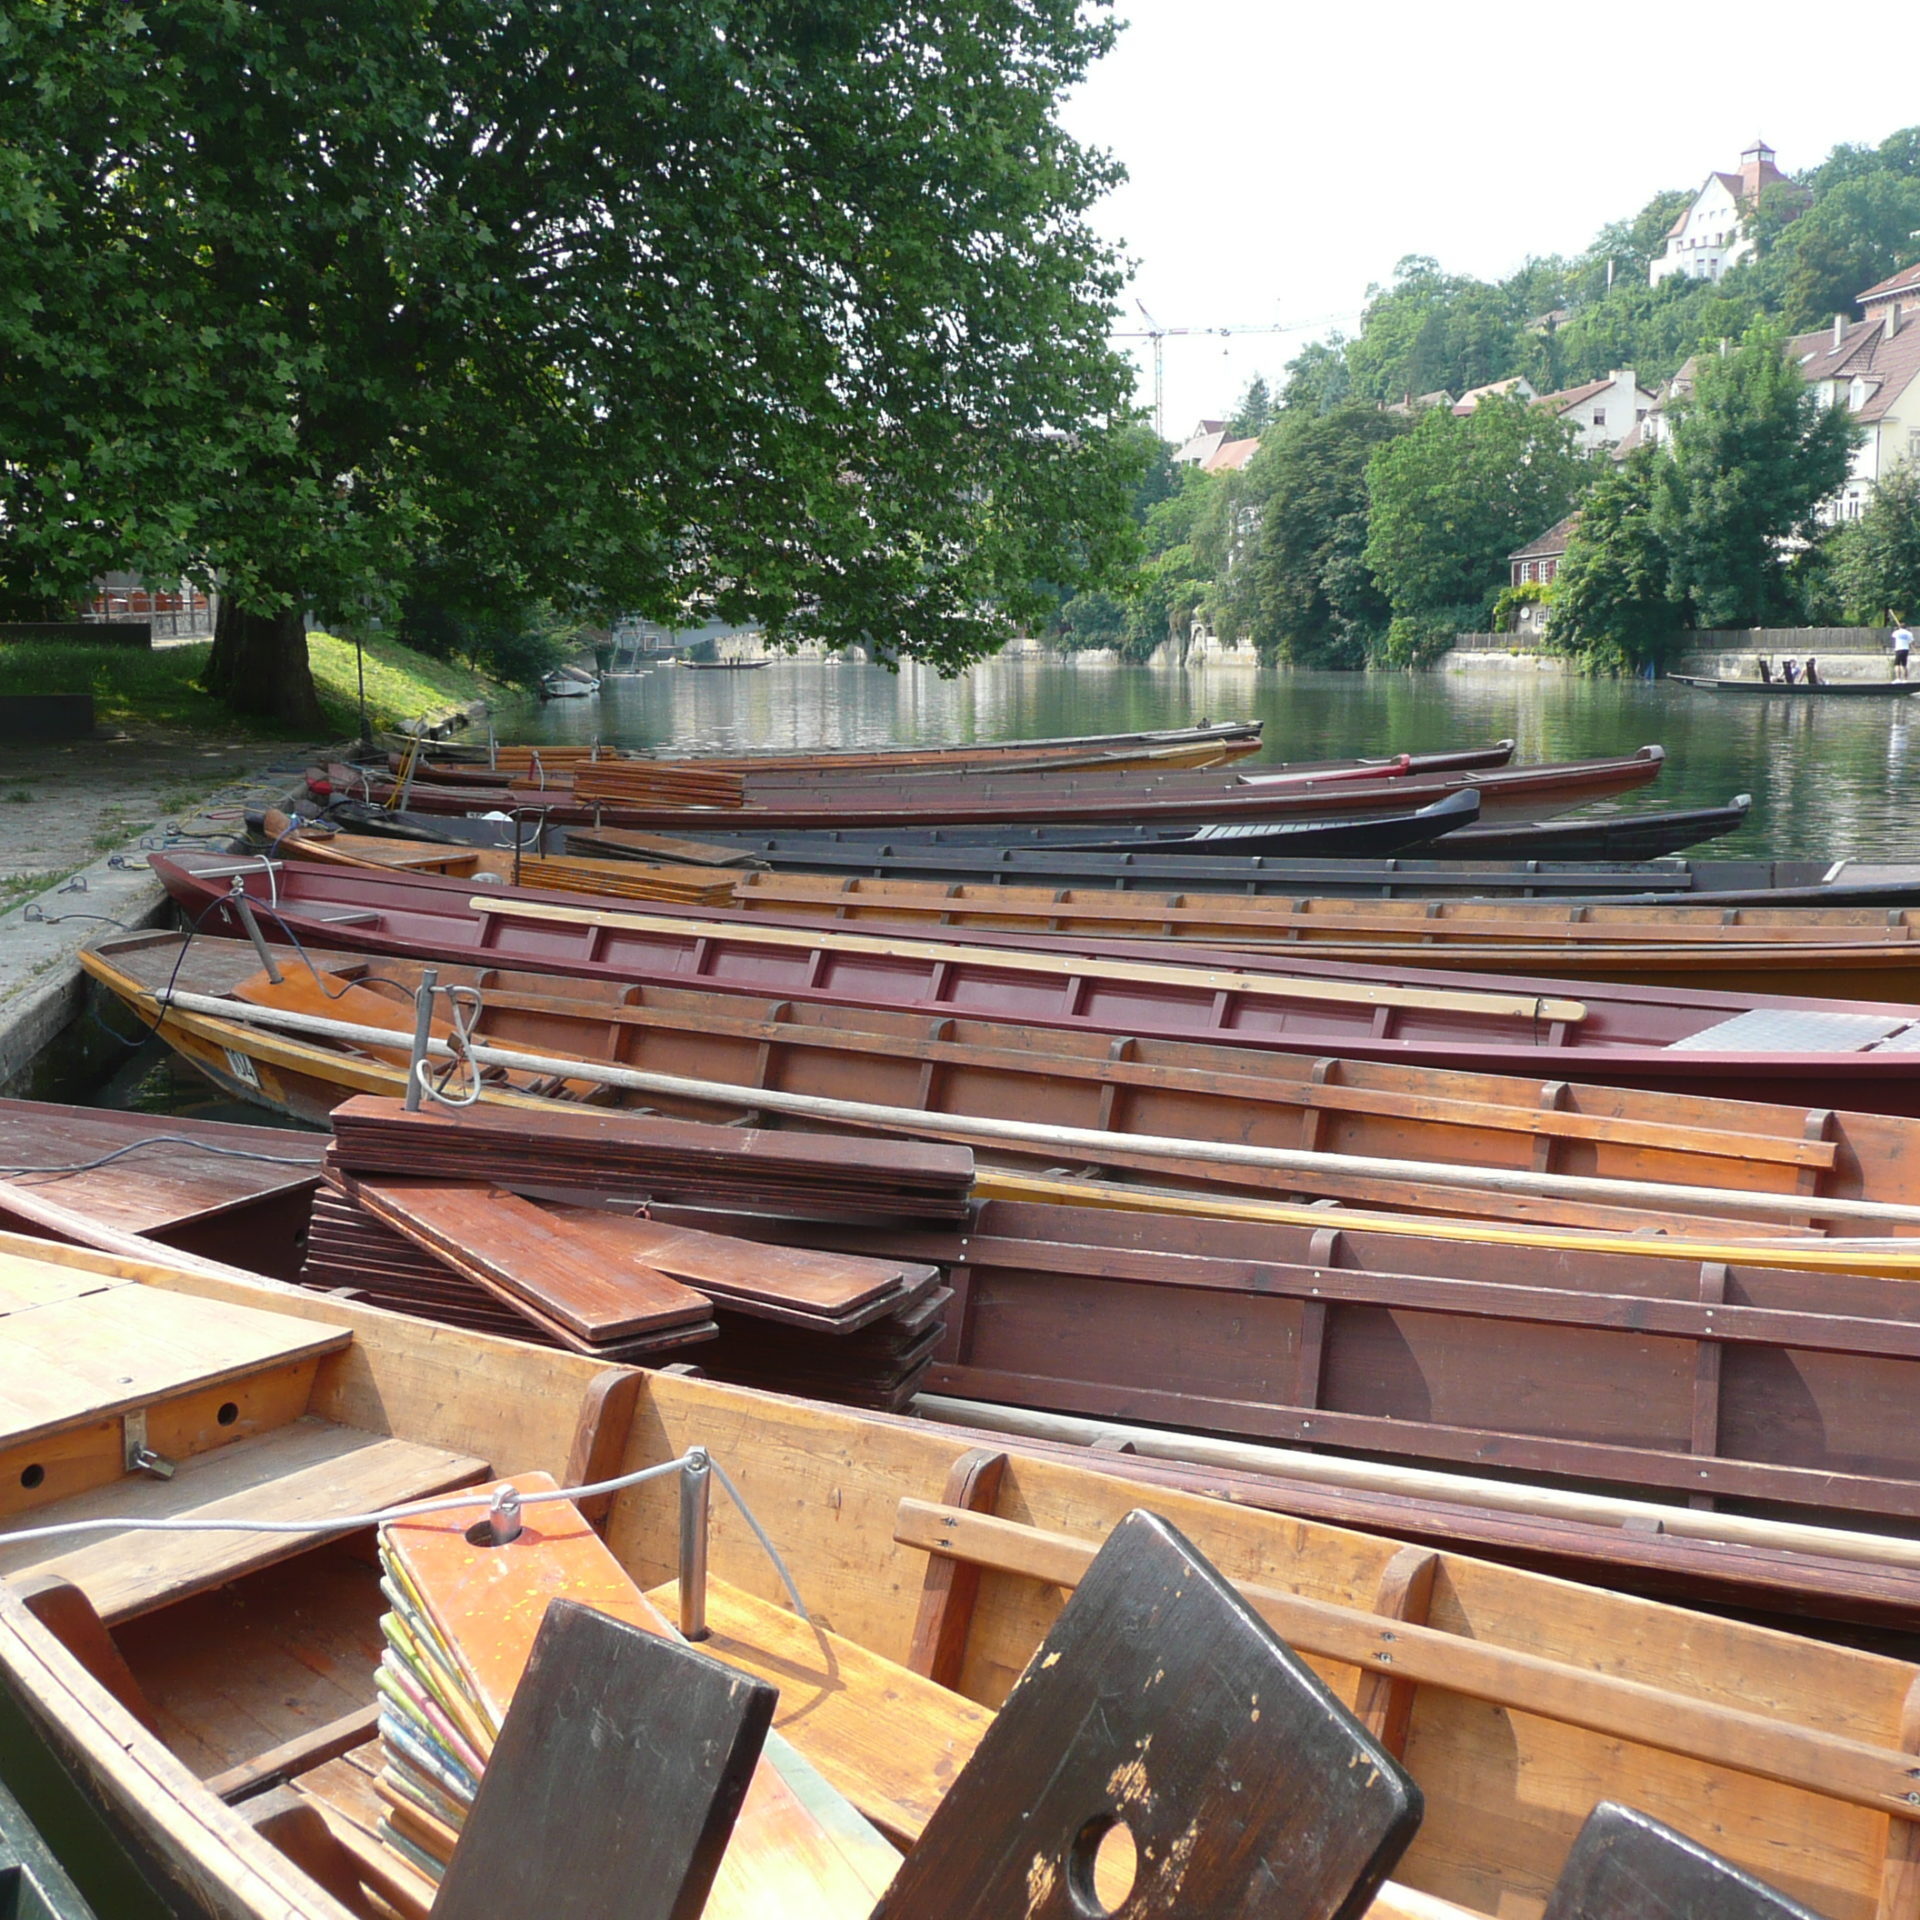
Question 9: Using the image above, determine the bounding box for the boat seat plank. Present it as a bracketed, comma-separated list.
[1542, 1800, 1823, 1918]
[347, 1179, 713, 1340]
[0, 1251, 129, 1314]
[0, 1417, 489, 1624]
[0, 1282, 351, 1449]
[644, 1574, 992, 1847]
[872, 1508, 1421, 1919]
[433, 1598, 776, 1920]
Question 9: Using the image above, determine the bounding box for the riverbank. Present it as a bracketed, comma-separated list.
[0, 628, 501, 738]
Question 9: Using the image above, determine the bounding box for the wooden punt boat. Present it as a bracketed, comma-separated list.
[377, 718, 1266, 768]
[393, 740, 1511, 790]
[0, 1100, 322, 1279]
[1670, 672, 1920, 698]
[144, 853, 1920, 1111]
[10, 1231, 1920, 1918]
[643, 792, 1748, 865]
[13, 1104, 1920, 1637]
[679, 654, 773, 667]
[264, 824, 1920, 997]
[579, 834, 1903, 905]
[77, 929, 1920, 1239]
[328, 745, 1667, 832]
[698, 871, 1920, 999]
[322, 784, 1489, 864]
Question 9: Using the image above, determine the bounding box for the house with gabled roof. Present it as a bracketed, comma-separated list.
[1533, 370, 1657, 455]
[1649, 141, 1807, 286]
[1171, 420, 1229, 467]
[1788, 261, 1920, 522]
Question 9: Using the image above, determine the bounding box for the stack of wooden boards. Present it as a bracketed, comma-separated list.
[299, 1099, 962, 1408]
[544, 762, 746, 809]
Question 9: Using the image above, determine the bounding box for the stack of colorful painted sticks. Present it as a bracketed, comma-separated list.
[372, 1475, 895, 1911]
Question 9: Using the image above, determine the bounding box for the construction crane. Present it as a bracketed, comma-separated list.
[1112, 301, 1350, 439]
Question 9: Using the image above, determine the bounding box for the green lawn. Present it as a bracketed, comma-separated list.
[0, 630, 499, 738]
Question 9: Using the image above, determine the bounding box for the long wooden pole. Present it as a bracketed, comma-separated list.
[915, 1395, 1920, 1572]
[149, 988, 1920, 1229]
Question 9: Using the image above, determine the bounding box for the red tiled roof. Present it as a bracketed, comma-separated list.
[1203, 437, 1261, 473]
[1508, 512, 1583, 564]
[1535, 378, 1611, 414]
[1859, 262, 1920, 306]
[1788, 313, 1920, 425]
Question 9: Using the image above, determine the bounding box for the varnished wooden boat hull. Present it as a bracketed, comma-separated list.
[78, 931, 1920, 1238]
[7, 1236, 1920, 1919]
[383, 719, 1267, 768]
[338, 746, 1667, 831]
[147, 854, 1920, 1112]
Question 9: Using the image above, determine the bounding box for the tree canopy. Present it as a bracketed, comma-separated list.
[1363, 394, 1586, 641]
[1649, 327, 1856, 628]
[0, 0, 1141, 719]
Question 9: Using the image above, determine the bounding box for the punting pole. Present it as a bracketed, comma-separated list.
[146, 987, 1920, 1232]
[917, 1396, 1920, 1574]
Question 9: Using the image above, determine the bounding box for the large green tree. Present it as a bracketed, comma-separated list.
[0, 0, 1139, 722]
[1228, 403, 1406, 665]
[1543, 452, 1683, 672]
[1363, 393, 1588, 636]
[1832, 465, 1920, 625]
[1650, 327, 1856, 628]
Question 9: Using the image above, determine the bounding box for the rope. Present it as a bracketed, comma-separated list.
[0, 1134, 322, 1176]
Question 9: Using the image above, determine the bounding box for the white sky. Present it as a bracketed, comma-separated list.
[1060, 0, 1915, 436]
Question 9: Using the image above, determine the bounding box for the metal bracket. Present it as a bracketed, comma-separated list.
[122, 1410, 176, 1479]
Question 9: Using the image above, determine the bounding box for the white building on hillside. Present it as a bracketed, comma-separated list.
[1649, 141, 1804, 286]
[1534, 370, 1657, 455]
[1789, 262, 1920, 523]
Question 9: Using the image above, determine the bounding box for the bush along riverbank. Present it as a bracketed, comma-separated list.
[0, 629, 500, 740]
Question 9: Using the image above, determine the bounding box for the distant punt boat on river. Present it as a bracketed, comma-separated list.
[1667, 672, 1919, 699]
[679, 655, 774, 669]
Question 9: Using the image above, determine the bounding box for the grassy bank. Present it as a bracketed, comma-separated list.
[0, 630, 500, 738]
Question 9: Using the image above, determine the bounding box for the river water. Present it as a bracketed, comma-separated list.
[501, 660, 1920, 862]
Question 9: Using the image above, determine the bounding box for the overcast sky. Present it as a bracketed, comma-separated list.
[1060, 0, 1915, 437]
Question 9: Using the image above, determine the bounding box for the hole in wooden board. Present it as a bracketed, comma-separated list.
[19, 1463, 45, 1490]
[216, 1401, 240, 1426]
[1067, 1809, 1138, 1916]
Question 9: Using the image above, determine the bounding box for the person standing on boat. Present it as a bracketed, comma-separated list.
[1894, 621, 1913, 679]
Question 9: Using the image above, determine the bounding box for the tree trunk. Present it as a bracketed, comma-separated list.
[204, 601, 327, 729]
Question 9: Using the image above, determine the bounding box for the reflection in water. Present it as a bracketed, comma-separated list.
[501, 661, 1920, 862]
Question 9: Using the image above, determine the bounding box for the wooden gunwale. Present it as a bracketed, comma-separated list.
[9, 1237, 1920, 1919]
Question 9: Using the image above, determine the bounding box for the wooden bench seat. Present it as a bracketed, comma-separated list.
[0, 1417, 488, 1623]
[0, 1281, 350, 1452]
[644, 1575, 989, 1847]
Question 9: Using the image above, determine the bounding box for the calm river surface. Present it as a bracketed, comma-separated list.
[501, 660, 1920, 863]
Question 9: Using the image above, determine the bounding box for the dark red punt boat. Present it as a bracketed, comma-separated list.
[155, 850, 1920, 1110]
[329, 744, 1666, 831]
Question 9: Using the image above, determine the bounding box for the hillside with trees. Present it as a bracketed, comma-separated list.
[1054, 124, 1920, 673]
